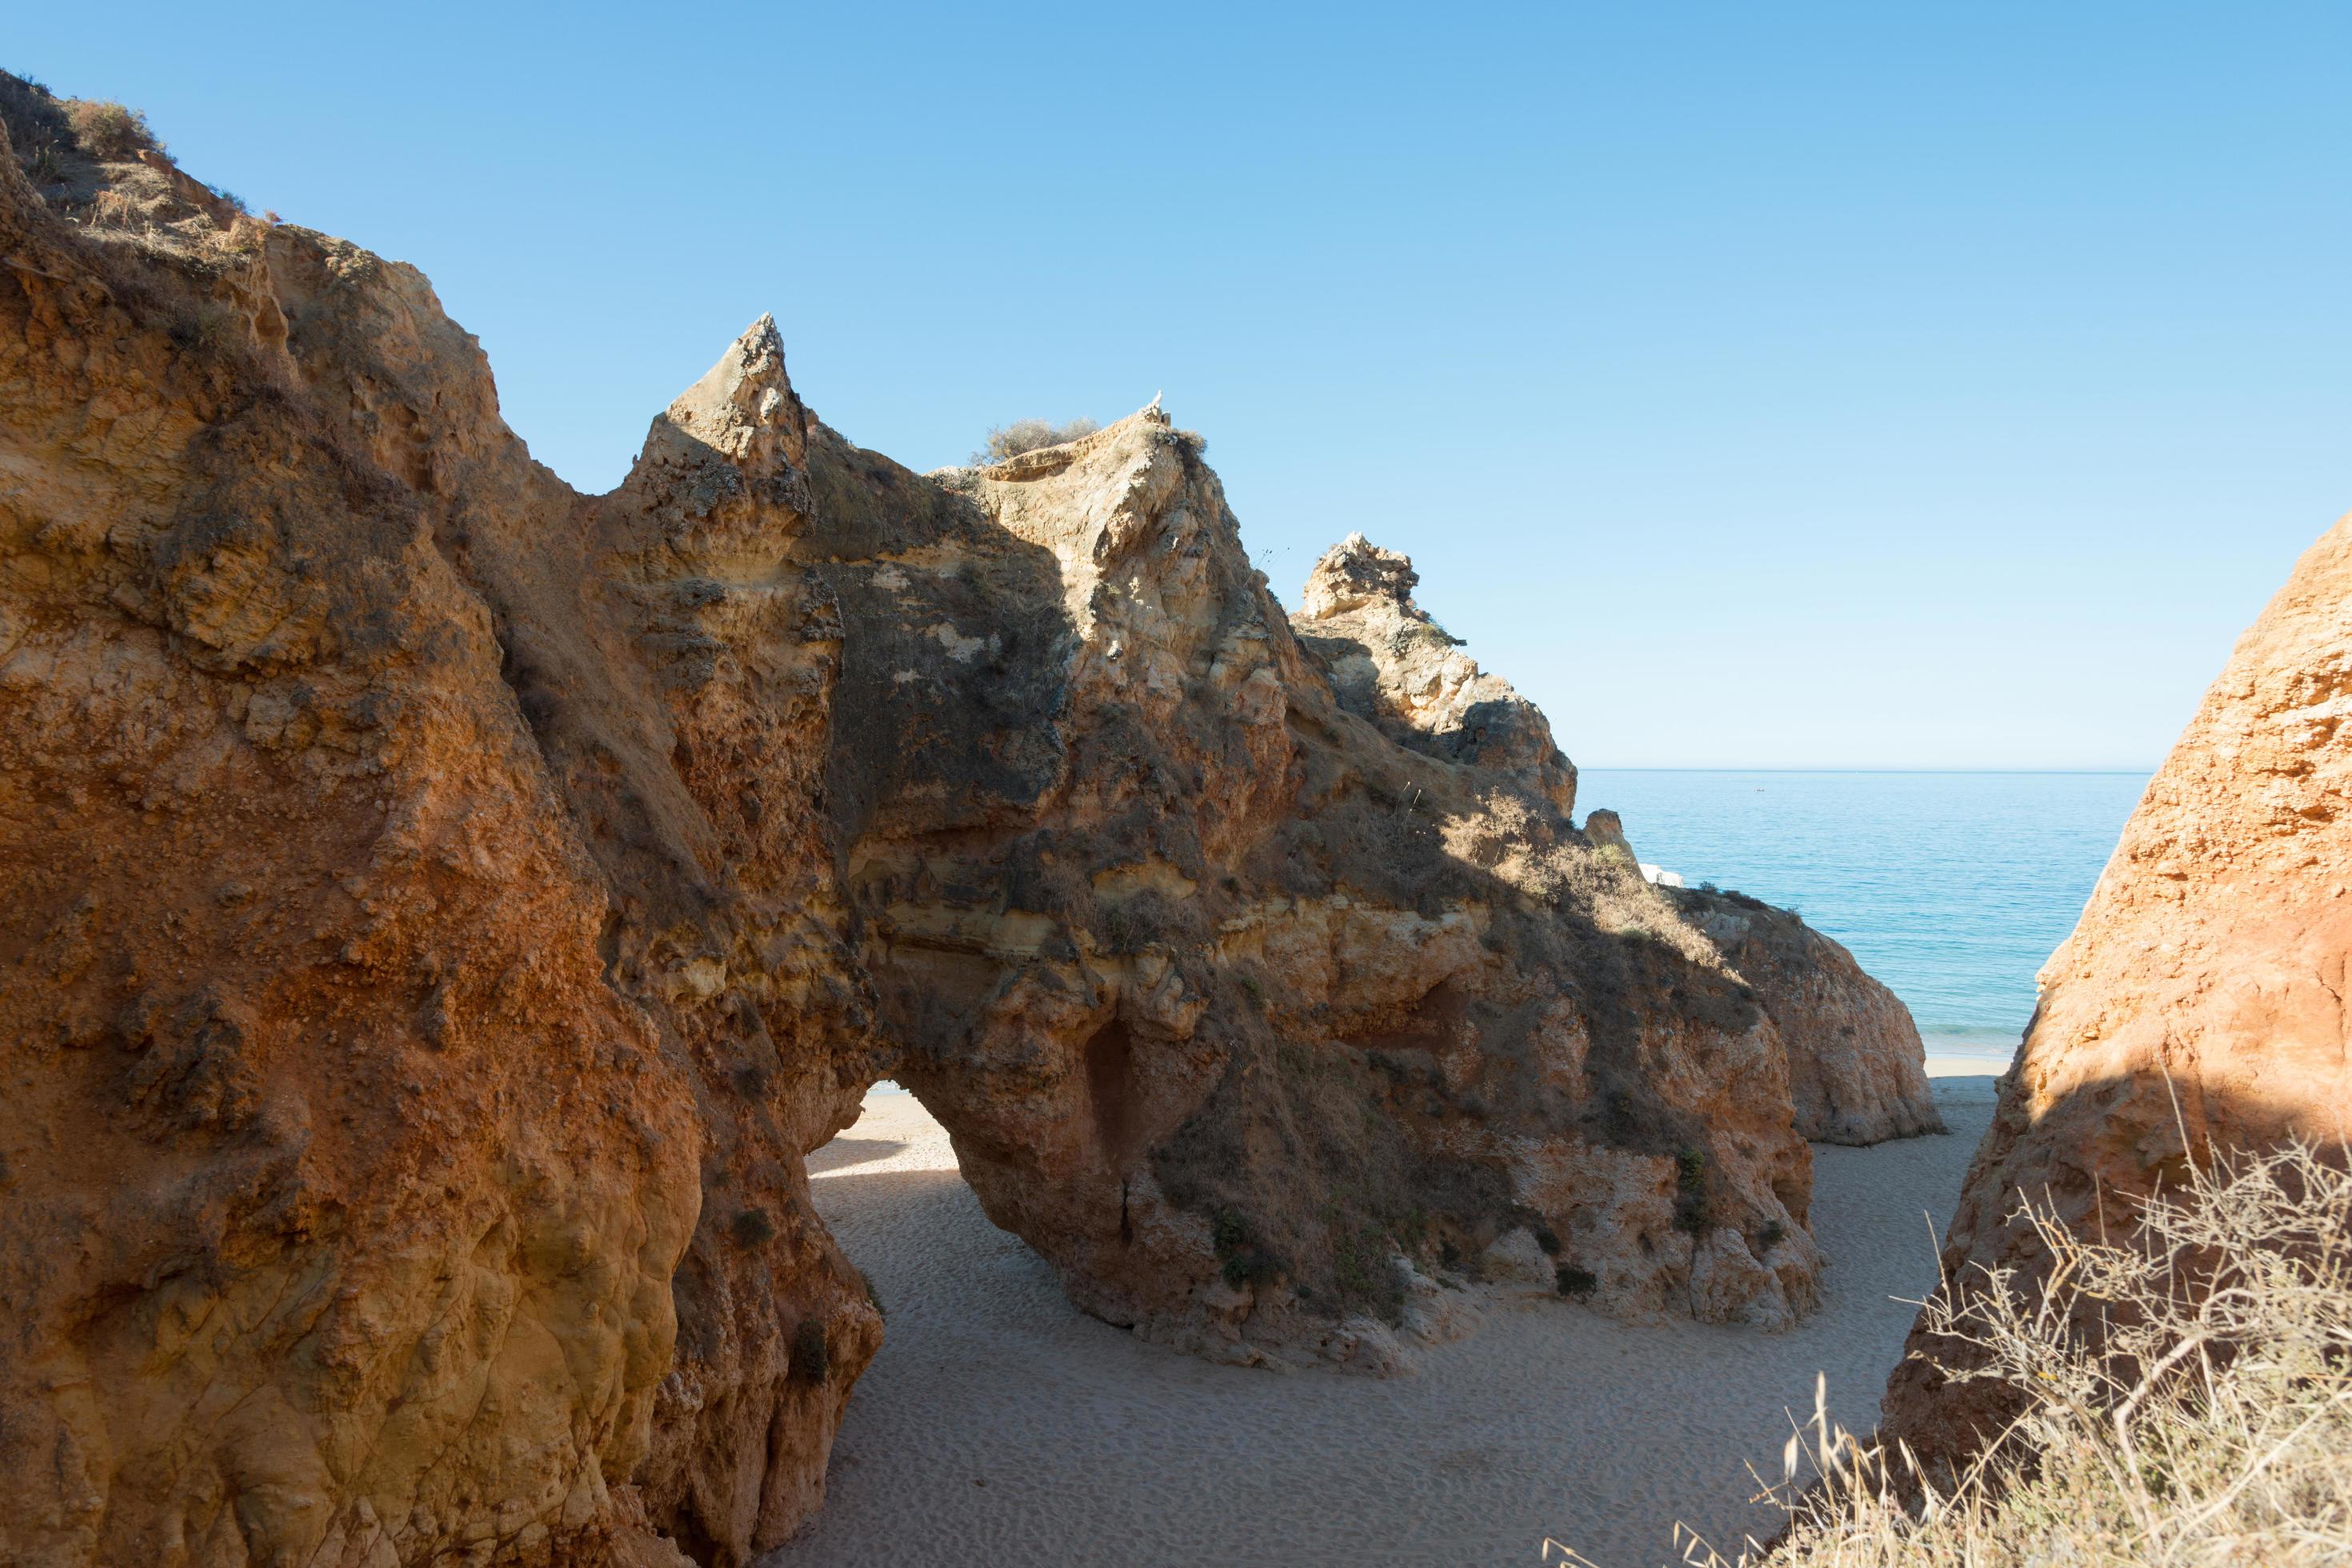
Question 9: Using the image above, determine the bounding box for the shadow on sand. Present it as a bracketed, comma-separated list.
[808, 1138, 911, 1177]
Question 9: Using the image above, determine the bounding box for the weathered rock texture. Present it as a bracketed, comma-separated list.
[1882, 513, 2352, 1469]
[0, 79, 1932, 1567]
[1293, 550, 1936, 1146]
[0, 93, 875, 1568]
[1674, 887, 1942, 1145]
[1582, 806, 1938, 1146]
[852, 449, 1841, 1371]
[1294, 532, 1577, 811]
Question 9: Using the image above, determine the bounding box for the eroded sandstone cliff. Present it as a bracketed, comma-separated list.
[0, 80, 1933, 1566]
[0, 94, 877, 1568]
[846, 446, 1832, 1369]
[1881, 512, 2352, 1469]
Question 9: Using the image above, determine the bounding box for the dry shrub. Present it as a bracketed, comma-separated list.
[970, 416, 1098, 466]
[88, 188, 137, 230]
[66, 98, 160, 161]
[1, 71, 74, 183]
[1547, 1143, 2352, 1566]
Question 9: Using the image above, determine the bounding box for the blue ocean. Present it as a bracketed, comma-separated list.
[1578, 770, 2153, 1063]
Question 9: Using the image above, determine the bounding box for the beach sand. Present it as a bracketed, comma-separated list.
[769, 1068, 2002, 1568]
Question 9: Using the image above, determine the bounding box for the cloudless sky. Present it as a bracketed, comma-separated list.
[14, 4, 2348, 766]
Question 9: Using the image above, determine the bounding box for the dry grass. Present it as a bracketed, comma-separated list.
[970, 416, 1098, 466]
[2, 71, 76, 185]
[1547, 1142, 2352, 1566]
[87, 187, 137, 230]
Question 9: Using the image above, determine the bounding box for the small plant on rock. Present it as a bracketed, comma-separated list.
[1210, 1206, 1281, 1290]
[1222, 1250, 1278, 1290]
[1602, 1088, 1638, 1139]
[1673, 1146, 1712, 1234]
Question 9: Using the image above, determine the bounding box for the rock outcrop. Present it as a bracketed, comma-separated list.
[1881, 513, 2352, 1469]
[0, 79, 1934, 1567]
[1583, 806, 1938, 1145]
[845, 423, 1833, 1370]
[1295, 533, 1578, 811]
[1674, 888, 1942, 1144]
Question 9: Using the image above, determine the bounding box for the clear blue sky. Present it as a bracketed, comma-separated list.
[14, 4, 2348, 768]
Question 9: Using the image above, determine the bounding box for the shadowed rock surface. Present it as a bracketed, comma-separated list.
[854, 427, 1834, 1373]
[1881, 512, 2352, 1470]
[0, 81, 1931, 1568]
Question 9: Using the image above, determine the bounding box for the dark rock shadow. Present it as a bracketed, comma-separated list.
[1880, 1065, 2351, 1480]
[808, 1138, 911, 1176]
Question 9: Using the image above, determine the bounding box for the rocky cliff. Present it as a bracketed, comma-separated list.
[1881, 513, 2352, 1468]
[0, 81, 1931, 1567]
[0, 93, 878, 1568]
[850, 449, 1837, 1370]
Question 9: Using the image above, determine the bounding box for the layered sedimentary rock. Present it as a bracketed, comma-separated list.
[1882, 513, 2352, 1467]
[0, 81, 1932, 1567]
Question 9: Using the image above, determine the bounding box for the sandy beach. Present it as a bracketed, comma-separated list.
[769, 1067, 2002, 1568]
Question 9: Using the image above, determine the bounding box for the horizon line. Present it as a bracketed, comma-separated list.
[1577, 765, 2158, 775]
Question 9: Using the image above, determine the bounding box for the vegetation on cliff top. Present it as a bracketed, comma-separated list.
[3, 73, 267, 264]
[970, 416, 1099, 466]
[2, 71, 162, 177]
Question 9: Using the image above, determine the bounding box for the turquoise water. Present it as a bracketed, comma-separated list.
[1578, 770, 2153, 1062]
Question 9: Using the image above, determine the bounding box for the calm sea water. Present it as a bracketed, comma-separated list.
[1578, 770, 2152, 1062]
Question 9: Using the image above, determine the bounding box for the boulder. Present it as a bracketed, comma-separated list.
[1678, 890, 1942, 1144]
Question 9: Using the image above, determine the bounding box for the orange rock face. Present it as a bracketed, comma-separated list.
[0, 109, 876, 1568]
[0, 83, 1934, 1566]
[1881, 513, 2352, 1467]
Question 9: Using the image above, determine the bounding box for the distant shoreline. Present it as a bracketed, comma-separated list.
[1582, 766, 2155, 776]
